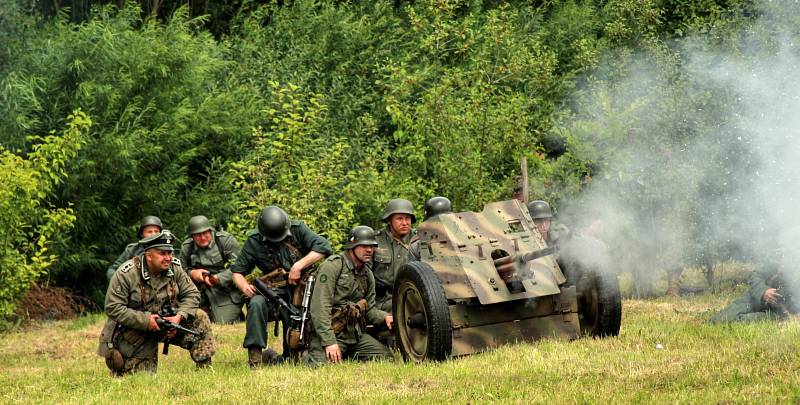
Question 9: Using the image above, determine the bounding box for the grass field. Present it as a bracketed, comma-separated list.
[2, 290, 799, 404]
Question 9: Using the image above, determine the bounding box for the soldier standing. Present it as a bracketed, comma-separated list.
[97, 230, 217, 375]
[230, 205, 332, 368]
[306, 226, 393, 365]
[374, 199, 417, 313]
[180, 215, 243, 324]
[106, 215, 163, 281]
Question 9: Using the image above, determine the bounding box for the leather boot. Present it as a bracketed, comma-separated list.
[248, 347, 263, 369]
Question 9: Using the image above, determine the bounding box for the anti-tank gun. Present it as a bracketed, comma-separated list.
[392, 199, 621, 362]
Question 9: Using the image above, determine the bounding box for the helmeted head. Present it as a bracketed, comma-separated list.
[187, 215, 213, 236]
[138, 215, 163, 238]
[344, 225, 379, 250]
[344, 225, 378, 265]
[258, 206, 291, 243]
[383, 199, 416, 238]
[527, 200, 553, 240]
[423, 196, 452, 220]
[527, 200, 553, 219]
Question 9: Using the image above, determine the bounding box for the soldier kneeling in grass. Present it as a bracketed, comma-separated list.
[98, 230, 217, 375]
[305, 226, 394, 365]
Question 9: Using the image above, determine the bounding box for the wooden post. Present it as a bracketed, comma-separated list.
[520, 158, 529, 203]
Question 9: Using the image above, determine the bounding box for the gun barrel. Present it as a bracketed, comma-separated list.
[492, 246, 555, 268]
[253, 278, 300, 317]
[156, 319, 201, 336]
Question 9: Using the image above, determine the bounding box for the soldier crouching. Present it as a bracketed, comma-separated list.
[97, 230, 217, 376]
[305, 226, 394, 365]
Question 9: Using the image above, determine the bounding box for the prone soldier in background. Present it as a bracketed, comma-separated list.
[709, 256, 799, 323]
[97, 230, 217, 375]
[305, 226, 393, 365]
[373, 199, 417, 313]
[180, 215, 244, 324]
[230, 205, 332, 368]
[106, 216, 163, 281]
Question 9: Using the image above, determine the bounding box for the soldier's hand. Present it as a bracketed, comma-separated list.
[190, 269, 208, 283]
[764, 288, 783, 304]
[385, 314, 394, 330]
[163, 314, 182, 339]
[148, 314, 161, 332]
[288, 264, 303, 285]
[325, 344, 342, 363]
[241, 284, 257, 298]
[204, 274, 220, 287]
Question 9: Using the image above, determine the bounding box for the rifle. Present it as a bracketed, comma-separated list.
[157, 302, 202, 355]
[253, 277, 314, 352]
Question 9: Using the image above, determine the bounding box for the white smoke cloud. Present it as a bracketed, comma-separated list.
[555, 3, 800, 297]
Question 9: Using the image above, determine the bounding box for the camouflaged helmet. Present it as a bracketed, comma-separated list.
[138, 216, 163, 238]
[344, 225, 379, 249]
[382, 198, 416, 223]
[258, 206, 291, 243]
[527, 200, 553, 219]
[187, 215, 213, 235]
[424, 196, 452, 220]
[140, 230, 176, 252]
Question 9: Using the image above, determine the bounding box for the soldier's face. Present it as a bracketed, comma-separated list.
[388, 214, 412, 237]
[145, 249, 173, 272]
[351, 245, 375, 265]
[534, 219, 551, 239]
[141, 225, 161, 238]
[192, 230, 213, 248]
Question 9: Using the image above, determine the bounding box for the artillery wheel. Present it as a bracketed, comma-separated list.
[393, 261, 452, 362]
[575, 270, 622, 337]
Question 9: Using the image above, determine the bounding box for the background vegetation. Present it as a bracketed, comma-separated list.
[0, 0, 784, 316]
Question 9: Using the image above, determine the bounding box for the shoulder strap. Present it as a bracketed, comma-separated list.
[214, 232, 228, 264]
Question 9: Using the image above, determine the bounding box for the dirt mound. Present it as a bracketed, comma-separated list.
[15, 284, 97, 321]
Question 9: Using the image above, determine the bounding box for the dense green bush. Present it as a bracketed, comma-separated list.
[0, 111, 90, 317]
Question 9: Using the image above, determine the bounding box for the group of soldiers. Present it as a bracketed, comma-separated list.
[97, 192, 796, 376]
[97, 196, 464, 375]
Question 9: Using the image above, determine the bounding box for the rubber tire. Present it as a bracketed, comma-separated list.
[575, 270, 622, 337]
[392, 261, 452, 362]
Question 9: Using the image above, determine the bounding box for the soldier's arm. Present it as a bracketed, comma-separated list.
[106, 244, 137, 281]
[179, 239, 193, 271]
[173, 261, 200, 320]
[105, 269, 150, 331]
[749, 265, 776, 304]
[310, 260, 340, 347]
[216, 234, 242, 289]
[296, 222, 333, 257]
[364, 271, 388, 325]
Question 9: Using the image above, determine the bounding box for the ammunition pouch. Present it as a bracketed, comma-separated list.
[104, 346, 125, 372]
[291, 272, 313, 307]
[330, 299, 368, 334]
[287, 327, 303, 350]
[256, 268, 288, 289]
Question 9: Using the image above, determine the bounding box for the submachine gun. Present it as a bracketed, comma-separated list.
[157, 302, 202, 355]
[253, 275, 316, 358]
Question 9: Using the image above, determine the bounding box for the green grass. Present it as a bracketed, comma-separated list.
[2, 293, 799, 404]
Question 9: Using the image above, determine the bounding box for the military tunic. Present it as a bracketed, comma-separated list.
[106, 242, 144, 281]
[230, 220, 332, 349]
[180, 230, 243, 323]
[373, 228, 417, 313]
[97, 256, 217, 375]
[305, 253, 391, 365]
[709, 262, 799, 323]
